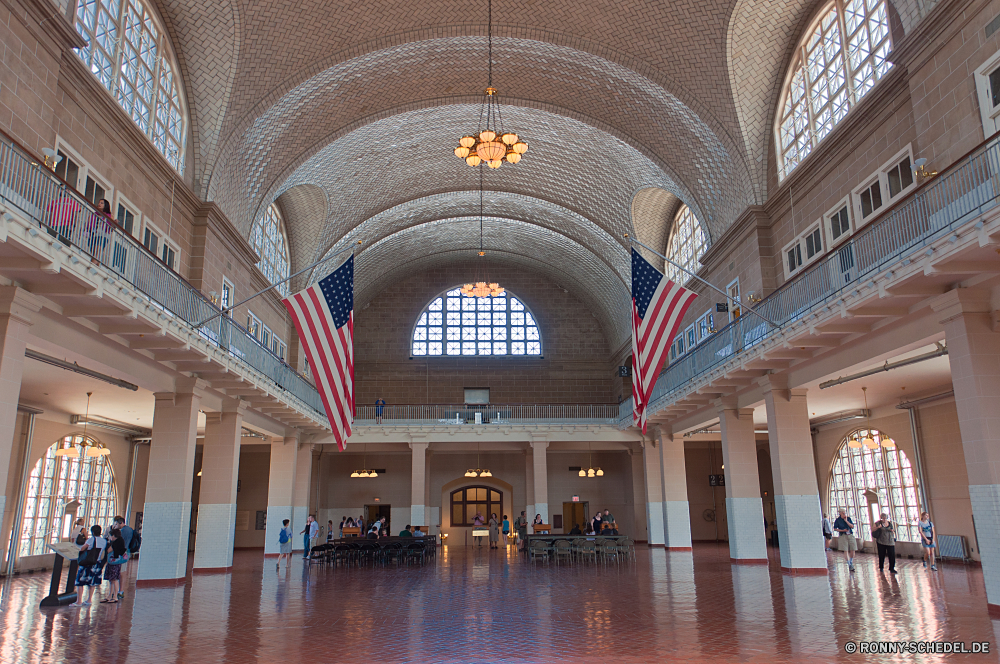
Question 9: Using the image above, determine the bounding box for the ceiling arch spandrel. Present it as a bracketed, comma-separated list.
[353, 218, 631, 347]
[207, 39, 753, 237]
[308, 192, 627, 287]
[273, 184, 328, 289]
[631, 187, 682, 268]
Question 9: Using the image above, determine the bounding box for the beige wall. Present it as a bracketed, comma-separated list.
[234, 443, 271, 548]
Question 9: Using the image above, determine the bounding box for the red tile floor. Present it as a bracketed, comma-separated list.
[0, 543, 997, 663]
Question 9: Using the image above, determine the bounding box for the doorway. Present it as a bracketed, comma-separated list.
[364, 504, 391, 533]
[562, 501, 589, 533]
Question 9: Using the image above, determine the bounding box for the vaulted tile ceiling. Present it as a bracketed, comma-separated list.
[159, 0, 924, 349]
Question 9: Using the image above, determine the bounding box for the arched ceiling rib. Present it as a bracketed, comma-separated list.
[207, 38, 752, 237]
[631, 187, 682, 268]
[354, 218, 631, 348]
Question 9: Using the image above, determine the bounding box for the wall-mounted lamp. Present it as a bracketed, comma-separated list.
[41, 147, 63, 171]
[911, 157, 937, 179]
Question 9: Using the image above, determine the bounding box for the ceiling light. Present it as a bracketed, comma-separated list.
[578, 469, 586, 477]
[595, 468, 604, 477]
[587, 468, 595, 478]
[351, 471, 360, 478]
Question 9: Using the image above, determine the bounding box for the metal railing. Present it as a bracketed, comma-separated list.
[355, 403, 620, 425]
[0, 131, 326, 420]
[619, 135, 1000, 427]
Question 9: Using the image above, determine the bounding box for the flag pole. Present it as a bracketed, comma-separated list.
[193, 241, 362, 328]
[625, 234, 780, 330]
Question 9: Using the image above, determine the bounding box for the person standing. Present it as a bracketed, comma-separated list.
[488, 513, 500, 550]
[299, 515, 317, 560]
[473, 512, 485, 546]
[111, 515, 134, 599]
[833, 508, 857, 572]
[101, 528, 129, 603]
[919, 512, 937, 571]
[375, 398, 386, 424]
[69, 525, 107, 607]
[327, 520, 335, 542]
[822, 513, 834, 550]
[515, 511, 528, 550]
[591, 512, 602, 536]
[502, 514, 510, 546]
[872, 512, 897, 574]
[339, 516, 347, 539]
[277, 519, 293, 570]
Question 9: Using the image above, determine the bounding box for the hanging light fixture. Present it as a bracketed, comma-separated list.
[453, 0, 528, 169]
[466, 442, 491, 477]
[860, 387, 877, 449]
[461, 167, 505, 299]
[581, 443, 603, 478]
[352, 444, 377, 478]
[58, 392, 111, 458]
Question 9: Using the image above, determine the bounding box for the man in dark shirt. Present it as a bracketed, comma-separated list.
[569, 524, 582, 535]
[399, 525, 413, 537]
[833, 508, 857, 572]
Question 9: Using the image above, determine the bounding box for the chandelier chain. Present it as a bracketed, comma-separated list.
[488, 0, 492, 88]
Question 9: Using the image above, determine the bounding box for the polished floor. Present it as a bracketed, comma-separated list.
[0, 543, 997, 663]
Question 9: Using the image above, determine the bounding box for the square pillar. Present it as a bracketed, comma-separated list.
[193, 398, 246, 572]
[531, 440, 549, 524]
[658, 427, 692, 550]
[525, 449, 534, 521]
[410, 441, 429, 527]
[293, 441, 313, 551]
[718, 403, 767, 562]
[932, 289, 1000, 612]
[761, 376, 827, 573]
[641, 436, 664, 546]
[0, 288, 40, 553]
[263, 437, 298, 556]
[137, 378, 205, 584]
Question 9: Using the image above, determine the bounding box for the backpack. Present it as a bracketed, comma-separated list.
[128, 531, 142, 553]
[279, 528, 289, 544]
[80, 540, 102, 566]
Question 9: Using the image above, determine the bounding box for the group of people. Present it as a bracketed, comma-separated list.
[471, 513, 507, 549]
[823, 509, 938, 573]
[46, 194, 117, 264]
[68, 516, 140, 607]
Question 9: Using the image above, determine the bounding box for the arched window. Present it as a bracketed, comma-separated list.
[776, 0, 893, 180]
[450, 486, 503, 526]
[411, 288, 541, 357]
[664, 206, 707, 285]
[18, 435, 118, 557]
[249, 205, 290, 296]
[828, 428, 921, 542]
[73, 0, 188, 172]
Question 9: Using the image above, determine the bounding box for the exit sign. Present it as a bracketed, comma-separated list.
[572, 495, 580, 502]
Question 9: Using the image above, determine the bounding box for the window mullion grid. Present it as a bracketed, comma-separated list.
[150, 29, 164, 144]
[835, 0, 859, 106]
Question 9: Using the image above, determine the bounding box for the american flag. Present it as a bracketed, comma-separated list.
[282, 255, 354, 450]
[631, 248, 697, 433]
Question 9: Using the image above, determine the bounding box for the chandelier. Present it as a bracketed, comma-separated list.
[466, 442, 492, 477]
[461, 168, 505, 298]
[350, 444, 379, 478]
[847, 387, 894, 450]
[57, 392, 111, 458]
[452, 0, 527, 169]
[578, 442, 604, 477]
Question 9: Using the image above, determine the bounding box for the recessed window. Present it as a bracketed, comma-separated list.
[805, 227, 823, 260]
[685, 324, 697, 349]
[826, 202, 852, 246]
[72, 0, 187, 171]
[783, 224, 825, 278]
[221, 278, 233, 313]
[697, 311, 714, 341]
[664, 205, 708, 285]
[411, 288, 541, 357]
[727, 280, 741, 321]
[247, 311, 261, 340]
[885, 155, 913, 198]
[116, 201, 137, 236]
[450, 486, 503, 527]
[787, 243, 803, 275]
[858, 179, 883, 219]
[249, 205, 290, 296]
[776, 0, 893, 179]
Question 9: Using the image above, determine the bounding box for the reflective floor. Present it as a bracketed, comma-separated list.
[0, 543, 997, 663]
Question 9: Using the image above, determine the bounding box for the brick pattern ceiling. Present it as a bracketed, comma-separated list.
[151, 0, 917, 332]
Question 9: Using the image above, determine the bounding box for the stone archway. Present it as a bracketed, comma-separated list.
[440, 475, 514, 544]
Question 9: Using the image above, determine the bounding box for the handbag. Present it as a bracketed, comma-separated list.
[80, 542, 101, 566]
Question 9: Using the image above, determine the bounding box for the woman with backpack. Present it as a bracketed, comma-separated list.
[277, 519, 293, 570]
[101, 528, 130, 603]
[69, 525, 107, 606]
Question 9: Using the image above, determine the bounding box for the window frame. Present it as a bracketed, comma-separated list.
[140, 218, 178, 271]
[664, 205, 708, 286]
[697, 310, 715, 342]
[822, 196, 854, 249]
[249, 204, 291, 296]
[221, 277, 234, 314]
[53, 139, 116, 206]
[113, 192, 142, 238]
[974, 47, 1000, 138]
[781, 221, 825, 280]
[450, 485, 503, 527]
[727, 279, 742, 322]
[852, 144, 915, 229]
[409, 287, 543, 358]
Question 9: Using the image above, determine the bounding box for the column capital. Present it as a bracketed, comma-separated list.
[714, 395, 741, 413]
[530, 439, 549, 450]
[174, 376, 208, 399]
[221, 397, 248, 416]
[408, 440, 430, 451]
[0, 286, 42, 325]
[758, 375, 807, 401]
[930, 288, 992, 325]
[649, 424, 672, 444]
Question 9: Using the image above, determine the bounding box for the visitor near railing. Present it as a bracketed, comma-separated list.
[355, 403, 619, 424]
[618, 135, 1000, 427]
[0, 130, 325, 419]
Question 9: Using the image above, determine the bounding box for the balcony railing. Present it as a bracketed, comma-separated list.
[619, 135, 1000, 427]
[355, 403, 620, 425]
[0, 131, 326, 420]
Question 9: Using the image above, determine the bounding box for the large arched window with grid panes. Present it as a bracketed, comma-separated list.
[411, 288, 541, 357]
[828, 428, 921, 542]
[249, 205, 291, 296]
[664, 206, 707, 285]
[776, 0, 893, 180]
[18, 435, 118, 557]
[73, 0, 187, 172]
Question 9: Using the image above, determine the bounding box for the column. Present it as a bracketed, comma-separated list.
[718, 402, 768, 562]
[193, 398, 246, 572]
[292, 440, 312, 552]
[137, 378, 205, 584]
[658, 427, 692, 549]
[0, 288, 40, 549]
[263, 437, 298, 557]
[524, 449, 534, 521]
[641, 435, 664, 546]
[531, 440, 549, 524]
[761, 376, 827, 573]
[409, 441, 429, 528]
[932, 289, 1000, 612]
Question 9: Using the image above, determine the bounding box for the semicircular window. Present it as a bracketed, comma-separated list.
[411, 288, 541, 357]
